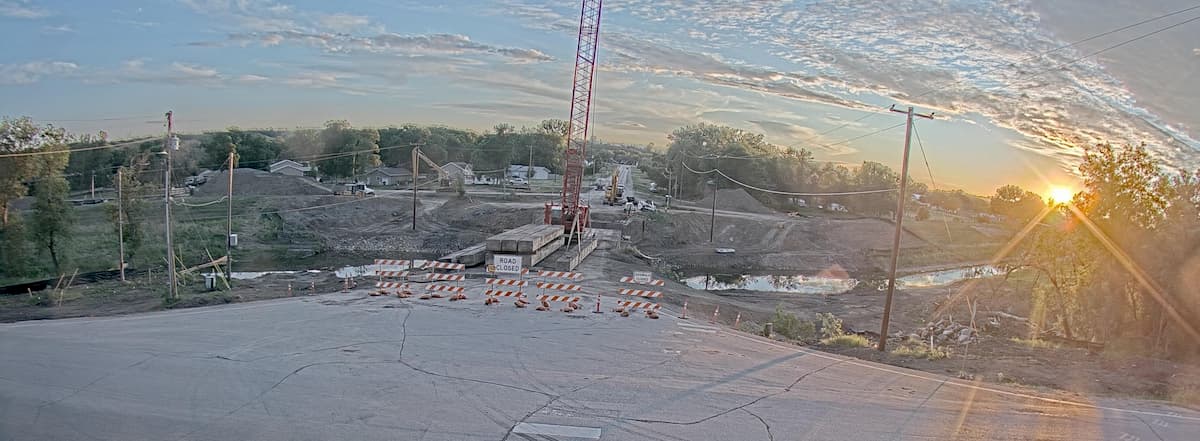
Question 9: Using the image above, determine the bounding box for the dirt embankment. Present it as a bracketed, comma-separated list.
[637, 210, 925, 276]
[192, 168, 330, 197]
[693, 188, 775, 214]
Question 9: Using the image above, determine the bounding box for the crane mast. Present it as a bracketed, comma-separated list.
[554, 0, 602, 231]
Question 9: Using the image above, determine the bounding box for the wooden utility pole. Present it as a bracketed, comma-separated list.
[877, 105, 934, 351]
[226, 147, 235, 285]
[411, 146, 418, 231]
[163, 111, 178, 300]
[90, 172, 95, 200]
[117, 168, 126, 282]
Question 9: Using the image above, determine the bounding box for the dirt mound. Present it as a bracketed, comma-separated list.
[694, 189, 773, 214]
[192, 168, 330, 197]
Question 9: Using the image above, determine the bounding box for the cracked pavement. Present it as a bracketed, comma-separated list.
[2, 283, 1199, 440]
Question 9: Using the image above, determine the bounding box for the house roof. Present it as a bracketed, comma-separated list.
[269, 159, 312, 172]
[365, 166, 412, 177]
[442, 162, 472, 172]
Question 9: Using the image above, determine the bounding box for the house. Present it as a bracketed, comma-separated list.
[440, 162, 474, 184]
[362, 166, 413, 186]
[269, 159, 312, 177]
[507, 165, 552, 180]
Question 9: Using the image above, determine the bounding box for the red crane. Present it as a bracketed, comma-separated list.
[547, 0, 602, 232]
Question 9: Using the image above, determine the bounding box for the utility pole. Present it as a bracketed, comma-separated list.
[708, 150, 718, 243]
[878, 105, 934, 351]
[117, 168, 125, 282]
[410, 142, 424, 231]
[90, 172, 95, 200]
[226, 146, 235, 285]
[528, 144, 535, 180]
[163, 110, 178, 301]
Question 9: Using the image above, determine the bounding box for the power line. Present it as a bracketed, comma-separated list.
[0, 137, 157, 158]
[810, 5, 1200, 141]
[679, 160, 896, 196]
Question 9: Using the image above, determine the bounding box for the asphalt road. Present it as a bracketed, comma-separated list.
[2, 281, 1197, 440]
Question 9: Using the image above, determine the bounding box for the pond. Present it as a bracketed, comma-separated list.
[683, 265, 1002, 294]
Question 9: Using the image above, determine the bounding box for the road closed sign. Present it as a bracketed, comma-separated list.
[494, 255, 523, 274]
[633, 271, 652, 284]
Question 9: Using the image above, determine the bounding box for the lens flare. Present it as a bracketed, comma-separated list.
[1048, 186, 1074, 203]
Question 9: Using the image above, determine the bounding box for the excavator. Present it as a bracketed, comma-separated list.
[603, 167, 622, 205]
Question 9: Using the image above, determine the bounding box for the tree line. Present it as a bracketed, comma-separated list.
[643, 124, 928, 216]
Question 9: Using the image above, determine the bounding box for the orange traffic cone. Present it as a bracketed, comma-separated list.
[680, 300, 688, 319]
[287, 284, 293, 296]
[711, 305, 720, 324]
[593, 295, 603, 314]
[734, 312, 742, 329]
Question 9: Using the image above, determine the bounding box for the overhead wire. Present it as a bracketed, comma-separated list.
[806, 4, 1200, 141]
[912, 123, 954, 241]
[680, 160, 896, 196]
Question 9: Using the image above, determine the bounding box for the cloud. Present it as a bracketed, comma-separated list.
[1194, 48, 1200, 56]
[0, 0, 50, 18]
[236, 74, 269, 82]
[84, 59, 228, 87]
[194, 31, 554, 63]
[316, 13, 370, 33]
[0, 61, 77, 85]
[41, 24, 74, 33]
[113, 19, 158, 27]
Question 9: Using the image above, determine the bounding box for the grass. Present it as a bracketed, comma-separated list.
[1010, 337, 1059, 349]
[820, 334, 871, 348]
[771, 306, 816, 341]
[891, 344, 953, 360]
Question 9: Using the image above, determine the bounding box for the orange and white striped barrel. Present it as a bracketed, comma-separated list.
[425, 284, 465, 293]
[538, 270, 583, 281]
[375, 281, 407, 289]
[423, 261, 466, 271]
[620, 276, 665, 286]
[425, 273, 465, 282]
[485, 289, 525, 298]
[615, 300, 660, 310]
[374, 259, 410, 267]
[376, 271, 409, 278]
[536, 282, 583, 291]
[539, 294, 581, 303]
[618, 288, 662, 298]
[486, 278, 528, 287]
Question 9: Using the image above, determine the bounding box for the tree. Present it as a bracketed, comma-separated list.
[378, 124, 431, 166]
[29, 140, 72, 272]
[318, 121, 380, 178]
[851, 161, 899, 216]
[199, 129, 284, 171]
[990, 184, 1045, 225]
[107, 162, 148, 264]
[0, 117, 62, 225]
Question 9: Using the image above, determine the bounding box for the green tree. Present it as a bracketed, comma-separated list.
[199, 129, 284, 171]
[851, 161, 900, 216]
[107, 163, 148, 264]
[990, 184, 1045, 225]
[318, 121, 380, 179]
[1, 117, 62, 225]
[29, 141, 72, 272]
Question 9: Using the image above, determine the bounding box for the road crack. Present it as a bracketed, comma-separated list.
[742, 408, 774, 441]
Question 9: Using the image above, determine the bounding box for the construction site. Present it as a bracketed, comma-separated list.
[4, 1, 1200, 440]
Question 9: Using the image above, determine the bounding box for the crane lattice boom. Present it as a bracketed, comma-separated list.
[559, 0, 602, 229]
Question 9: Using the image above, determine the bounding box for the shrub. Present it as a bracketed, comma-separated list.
[771, 306, 813, 340]
[821, 334, 870, 348]
[816, 312, 844, 339]
[892, 344, 952, 360]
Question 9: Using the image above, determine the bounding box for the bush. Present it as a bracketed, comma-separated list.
[771, 306, 814, 340]
[915, 206, 930, 221]
[892, 344, 952, 360]
[821, 334, 870, 348]
[816, 312, 844, 339]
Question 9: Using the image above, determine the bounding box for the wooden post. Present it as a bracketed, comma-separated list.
[117, 169, 126, 282]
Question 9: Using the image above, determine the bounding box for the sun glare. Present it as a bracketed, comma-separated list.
[1049, 186, 1075, 203]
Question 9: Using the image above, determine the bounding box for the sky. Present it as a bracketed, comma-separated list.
[2, 0, 1199, 195]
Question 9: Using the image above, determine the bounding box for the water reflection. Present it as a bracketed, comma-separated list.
[683, 265, 1001, 294]
[895, 265, 1001, 289]
[683, 274, 857, 295]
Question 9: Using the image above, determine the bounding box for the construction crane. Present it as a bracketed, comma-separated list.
[546, 0, 602, 234]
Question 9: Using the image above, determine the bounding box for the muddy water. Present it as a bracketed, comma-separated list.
[684, 265, 1001, 294]
[229, 261, 435, 280]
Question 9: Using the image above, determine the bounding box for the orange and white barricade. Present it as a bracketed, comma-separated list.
[424, 273, 465, 282]
[620, 276, 665, 286]
[618, 288, 662, 298]
[537, 270, 583, 281]
[614, 300, 661, 318]
[423, 261, 466, 272]
[537, 294, 581, 312]
[374, 259, 410, 267]
[535, 282, 583, 292]
[374, 281, 412, 297]
[420, 284, 466, 300]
